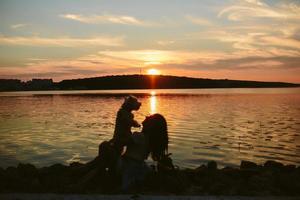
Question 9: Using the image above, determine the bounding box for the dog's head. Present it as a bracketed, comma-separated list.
[122, 95, 141, 111]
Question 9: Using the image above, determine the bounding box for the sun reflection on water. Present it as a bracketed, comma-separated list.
[150, 91, 157, 114]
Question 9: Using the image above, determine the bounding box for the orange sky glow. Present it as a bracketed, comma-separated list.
[0, 0, 299, 83]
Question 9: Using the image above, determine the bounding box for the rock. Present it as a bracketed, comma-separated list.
[195, 164, 207, 173]
[283, 164, 296, 171]
[69, 162, 84, 168]
[208, 182, 228, 195]
[221, 166, 240, 177]
[186, 185, 204, 194]
[207, 161, 217, 170]
[1, 160, 299, 195]
[240, 160, 258, 170]
[2, 166, 23, 191]
[5, 166, 18, 178]
[48, 163, 68, 171]
[164, 170, 190, 194]
[157, 154, 175, 172]
[39, 163, 71, 192]
[0, 166, 4, 177]
[0, 167, 5, 191]
[17, 163, 38, 179]
[264, 160, 284, 170]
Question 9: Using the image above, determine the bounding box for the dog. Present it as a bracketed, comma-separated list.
[112, 95, 141, 155]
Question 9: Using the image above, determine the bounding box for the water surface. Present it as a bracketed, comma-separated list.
[0, 88, 300, 168]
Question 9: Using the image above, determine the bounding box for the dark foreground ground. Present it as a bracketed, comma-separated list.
[1, 160, 300, 196]
[1, 194, 300, 200]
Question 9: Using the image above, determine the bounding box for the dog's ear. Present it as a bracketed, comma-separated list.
[124, 96, 130, 102]
[123, 96, 133, 108]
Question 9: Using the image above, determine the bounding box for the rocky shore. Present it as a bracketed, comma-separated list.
[0, 160, 299, 196]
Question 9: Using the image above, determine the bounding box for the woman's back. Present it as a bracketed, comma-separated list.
[123, 132, 149, 162]
[119, 113, 168, 191]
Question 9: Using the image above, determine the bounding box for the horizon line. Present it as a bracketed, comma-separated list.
[2, 73, 300, 85]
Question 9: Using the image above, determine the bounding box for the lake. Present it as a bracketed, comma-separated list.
[0, 88, 300, 168]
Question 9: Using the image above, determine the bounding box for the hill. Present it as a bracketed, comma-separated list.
[57, 74, 299, 90]
[0, 75, 299, 91]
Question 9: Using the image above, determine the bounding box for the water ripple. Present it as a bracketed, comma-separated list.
[0, 88, 300, 168]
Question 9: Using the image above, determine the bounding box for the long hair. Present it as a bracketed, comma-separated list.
[142, 114, 168, 161]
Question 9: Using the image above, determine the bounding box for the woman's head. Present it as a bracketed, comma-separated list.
[142, 113, 168, 161]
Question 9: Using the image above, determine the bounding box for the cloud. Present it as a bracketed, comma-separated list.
[61, 14, 155, 26]
[185, 15, 212, 26]
[97, 50, 178, 66]
[218, 6, 285, 21]
[10, 24, 29, 29]
[27, 58, 49, 61]
[153, 56, 300, 83]
[0, 35, 124, 47]
[96, 48, 300, 70]
[96, 50, 223, 66]
[0, 55, 142, 81]
[157, 40, 175, 46]
[243, 0, 265, 6]
[0, 60, 109, 80]
[238, 60, 283, 68]
[153, 55, 300, 73]
[188, 24, 300, 55]
[260, 36, 300, 50]
[219, 1, 300, 21]
[1, 48, 300, 82]
[0, 50, 222, 81]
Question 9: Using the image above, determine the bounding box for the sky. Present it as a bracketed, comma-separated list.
[0, 0, 299, 83]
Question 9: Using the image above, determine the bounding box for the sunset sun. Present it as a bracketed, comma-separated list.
[147, 68, 160, 75]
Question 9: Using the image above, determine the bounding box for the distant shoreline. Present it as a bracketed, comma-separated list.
[1, 87, 300, 97]
[1, 74, 299, 92]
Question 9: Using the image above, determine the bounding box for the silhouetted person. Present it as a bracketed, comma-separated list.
[118, 113, 169, 192]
